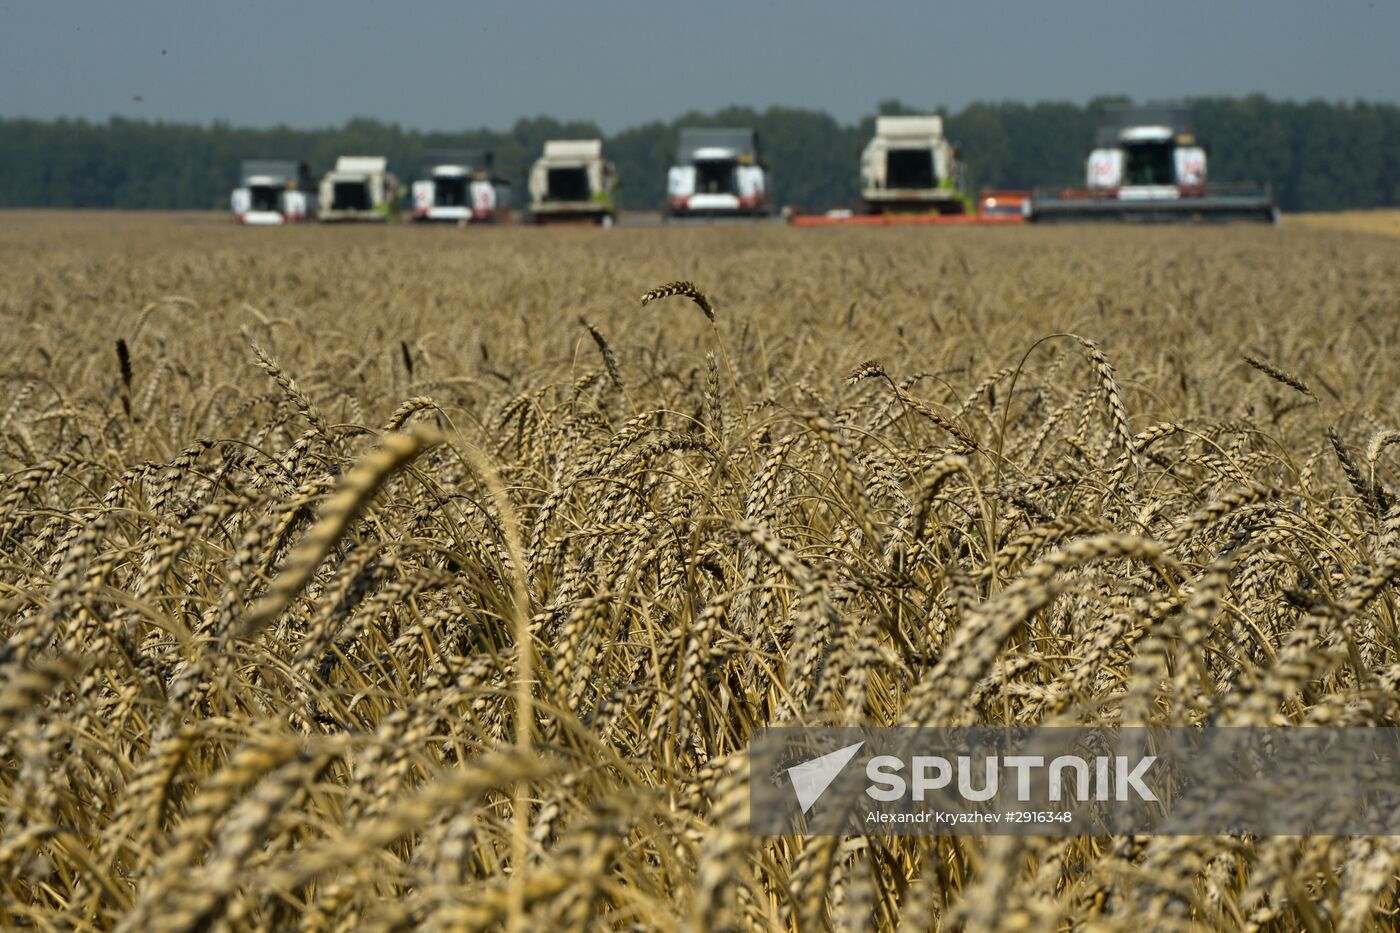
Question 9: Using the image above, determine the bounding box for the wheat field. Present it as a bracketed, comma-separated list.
[1288, 209, 1400, 239]
[3, 211, 1400, 931]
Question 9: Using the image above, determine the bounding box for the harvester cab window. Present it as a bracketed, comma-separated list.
[333, 181, 371, 211]
[695, 159, 737, 195]
[886, 149, 935, 190]
[546, 167, 591, 202]
[1123, 142, 1176, 186]
[434, 176, 469, 207]
[249, 186, 280, 212]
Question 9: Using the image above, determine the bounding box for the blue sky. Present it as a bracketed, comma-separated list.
[3, 1, 1397, 132]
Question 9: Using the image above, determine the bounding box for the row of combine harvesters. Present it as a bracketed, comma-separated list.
[230, 145, 612, 226]
[230, 105, 1277, 227]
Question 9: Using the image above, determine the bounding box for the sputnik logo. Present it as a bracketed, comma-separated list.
[786, 741, 865, 813]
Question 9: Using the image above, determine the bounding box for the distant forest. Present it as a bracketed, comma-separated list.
[2, 96, 1397, 213]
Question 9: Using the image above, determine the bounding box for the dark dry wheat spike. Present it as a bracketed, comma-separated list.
[1329, 426, 1393, 515]
[578, 316, 623, 389]
[1242, 354, 1314, 397]
[640, 280, 715, 321]
[703, 351, 724, 439]
[889, 388, 979, 449]
[115, 338, 133, 391]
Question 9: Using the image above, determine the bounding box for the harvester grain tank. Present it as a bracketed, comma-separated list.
[319, 156, 398, 222]
[410, 150, 511, 223]
[1025, 104, 1277, 223]
[230, 160, 317, 224]
[666, 128, 771, 218]
[528, 139, 618, 225]
[860, 115, 966, 215]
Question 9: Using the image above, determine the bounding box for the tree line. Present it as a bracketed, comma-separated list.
[1, 96, 1396, 213]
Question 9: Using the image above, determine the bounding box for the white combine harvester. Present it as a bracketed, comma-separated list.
[318, 156, 398, 223]
[665, 128, 770, 219]
[230, 161, 317, 224]
[410, 150, 511, 224]
[527, 139, 618, 225]
[860, 115, 966, 215]
[1026, 104, 1277, 223]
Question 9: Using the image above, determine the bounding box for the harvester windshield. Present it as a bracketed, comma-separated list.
[1124, 142, 1175, 185]
[434, 176, 469, 207]
[886, 149, 936, 190]
[695, 159, 737, 195]
[546, 167, 590, 202]
[249, 185, 281, 212]
[332, 181, 371, 211]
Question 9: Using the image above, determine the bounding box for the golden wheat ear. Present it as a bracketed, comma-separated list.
[640, 280, 714, 321]
[845, 359, 886, 384]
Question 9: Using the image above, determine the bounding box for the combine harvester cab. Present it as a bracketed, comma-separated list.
[789, 131, 1022, 227]
[230, 160, 317, 225]
[1026, 104, 1278, 224]
[665, 128, 771, 219]
[319, 156, 398, 223]
[861, 115, 967, 215]
[528, 139, 618, 225]
[411, 150, 511, 224]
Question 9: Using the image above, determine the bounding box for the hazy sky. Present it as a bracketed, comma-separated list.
[3, 1, 1397, 133]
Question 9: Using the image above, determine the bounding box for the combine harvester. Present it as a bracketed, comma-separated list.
[230, 161, 317, 224]
[665, 128, 772, 220]
[792, 115, 1022, 227]
[410, 150, 511, 224]
[319, 156, 398, 223]
[860, 115, 967, 216]
[527, 139, 618, 225]
[1025, 104, 1277, 223]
